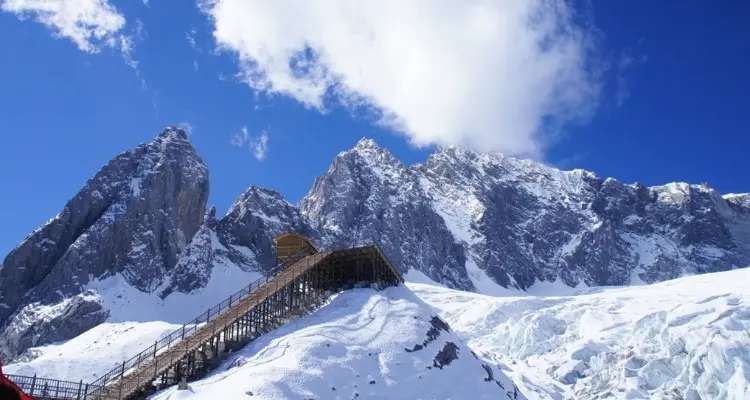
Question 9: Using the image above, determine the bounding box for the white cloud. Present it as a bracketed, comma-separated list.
[230, 126, 249, 147]
[186, 27, 201, 52]
[1, 0, 129, 54]
[193, 60, 199, 71]
[133, 18, 146, 41]
[178, 121, 195, 136]
[250, 131, 269, 161]
[614, 47, 646, 107]
[200, 0, 603, 157]
[229, 126, 269, 161]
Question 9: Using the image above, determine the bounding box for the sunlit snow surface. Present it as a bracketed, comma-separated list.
[148, 286, 522, 400]
[411, 268, 750, 400]
[6, 286, 522, 400]
[4, 321, 179, 382]
[7, 269, 749, 399]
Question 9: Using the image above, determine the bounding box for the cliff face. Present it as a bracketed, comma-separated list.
[0, 127, 210, 359]
[2, 130, 748, 359]
[414, 148, 750, 290]
[300, 141, 749, 291]
[300, 139, 473, 290]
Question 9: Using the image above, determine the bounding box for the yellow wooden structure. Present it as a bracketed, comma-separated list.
[273, 233, 318, 265]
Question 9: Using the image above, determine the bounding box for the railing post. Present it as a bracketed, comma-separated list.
[30, 374, 36, 396]
[118, 361, 125, 399]
[77, 379, 83, 400]
[154, 347, 159, 381]
[182, 325, 186, 339]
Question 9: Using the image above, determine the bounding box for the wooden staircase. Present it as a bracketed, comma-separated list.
[82, 244, 402, 399]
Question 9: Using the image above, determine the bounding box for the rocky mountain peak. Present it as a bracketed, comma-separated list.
[354, 136, 378, 149]
[159, 126, 190, 141]
[0, 127, 210, 359]
[226, 186, 291, 218]
[725, 193, 750, 211]
[347, 137, 404, 172]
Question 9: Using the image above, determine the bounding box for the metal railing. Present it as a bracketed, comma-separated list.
[7, 243, 402, 400]
[87, 249, 312, 393]
[6, 374, 101, 400]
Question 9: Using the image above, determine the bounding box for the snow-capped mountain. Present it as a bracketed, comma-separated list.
[2, 127, 749, 361]
[300, 139, 473, 290]
[300, 139, 750, 293]
[415, 147, 750, 290]
[215, 185, 316, 272]
[0, 127, 210, 360]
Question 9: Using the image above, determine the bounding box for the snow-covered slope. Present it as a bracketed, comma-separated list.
[5, 286, 524, 400]
[412, 267, 750, 400]
[147, 286, 522, 400]
[4, 321, 180, 382]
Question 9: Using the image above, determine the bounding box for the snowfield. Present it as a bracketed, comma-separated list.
[4, 321, 180, 382]
[5, 286, 522, 400]
[411, 267, 750, 400]
[149, 286, 523, 400]
[5, 267, 749, 399]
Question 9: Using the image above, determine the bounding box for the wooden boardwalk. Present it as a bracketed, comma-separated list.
[88, 244, 402, 399]
[5, 244, 402, 400]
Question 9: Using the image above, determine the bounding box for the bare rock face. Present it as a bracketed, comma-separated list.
[300, 139, 474, 291]
[302, 141, 750, 291]
[216, 186, 316, 274]
[0, 127, 209, 358]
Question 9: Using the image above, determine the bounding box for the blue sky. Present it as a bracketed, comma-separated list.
[0, 0, 747, 257]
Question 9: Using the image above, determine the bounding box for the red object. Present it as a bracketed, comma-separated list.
[0, 362, 35, 400]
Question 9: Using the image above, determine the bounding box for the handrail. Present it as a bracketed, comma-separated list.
[6, 373, 101, 400]
[87, 248, 312, 392]
[3, 243, 403, 400]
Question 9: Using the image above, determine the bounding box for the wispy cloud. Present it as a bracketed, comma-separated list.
[178, 121, 194, 136]
[615, 47, 647, 107]
[230, 126, 269, 161]
[201, 0, 605, 158]
[230, 126, 249, 147]
[193, 60, 199, 71]
[134, 18, 146, 41]
[249, 131, 269, 161]
[186, 27, 201, 52]
[552, 151, 589, 170]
